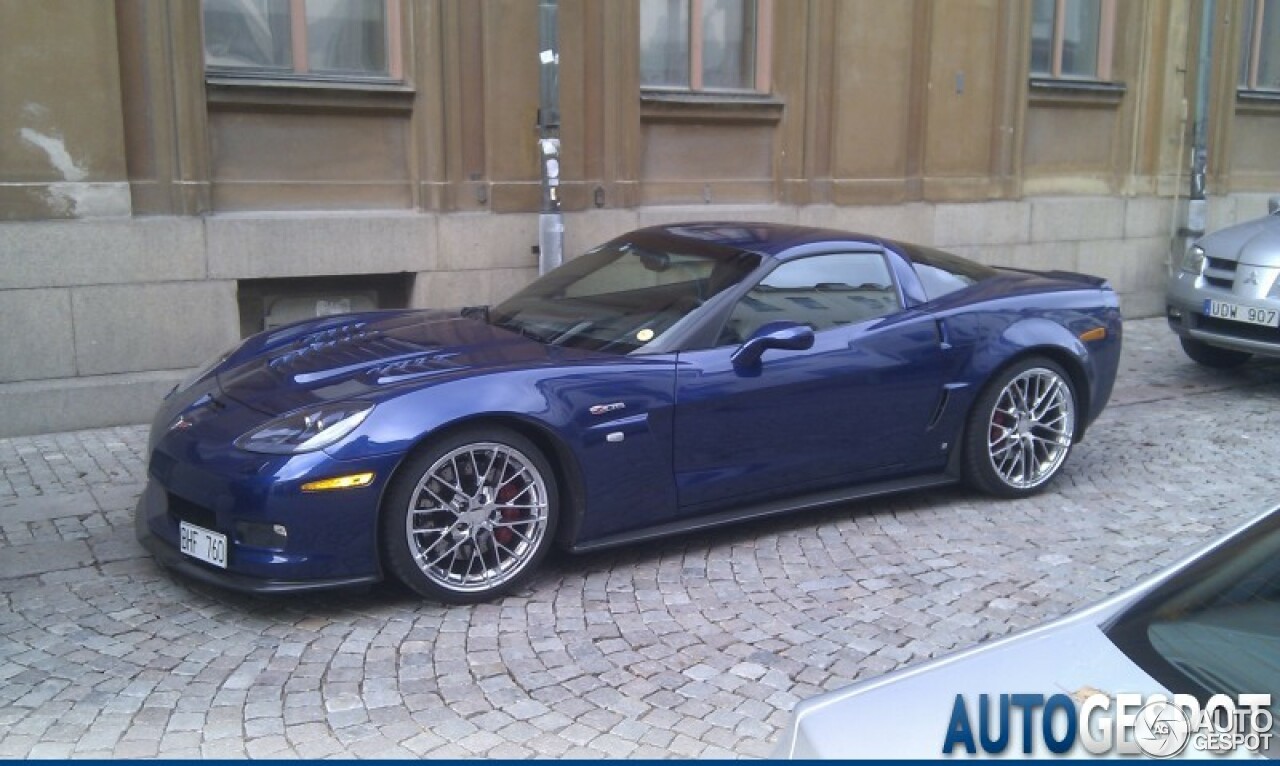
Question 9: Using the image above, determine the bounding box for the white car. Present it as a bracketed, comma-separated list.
[774, 506, 1279, 759]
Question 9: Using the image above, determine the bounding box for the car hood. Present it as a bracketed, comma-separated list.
[216, 310, 554, 415]
[776, 506, 1280, 760]
[1201, 213, 1280, 268]
[776, 612, 1173, 759]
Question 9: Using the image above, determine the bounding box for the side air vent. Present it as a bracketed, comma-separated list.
[926, 389, 950, 431]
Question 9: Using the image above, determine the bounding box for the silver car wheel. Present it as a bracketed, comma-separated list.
[986, 367, 1075, 490]
[404, 442, 550, 594]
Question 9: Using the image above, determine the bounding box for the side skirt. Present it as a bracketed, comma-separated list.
[570, 472, 959, 554]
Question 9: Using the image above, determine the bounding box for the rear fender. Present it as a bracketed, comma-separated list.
[976, 310, 1122, 439]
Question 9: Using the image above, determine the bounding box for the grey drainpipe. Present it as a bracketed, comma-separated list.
[537, 0, 563, 275]
[1180, 0, 1216, 252]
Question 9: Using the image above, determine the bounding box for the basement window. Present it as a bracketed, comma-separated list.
[236, 274, 414, 338]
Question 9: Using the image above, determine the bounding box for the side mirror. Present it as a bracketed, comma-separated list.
[730, 322, 815, 367]
[640, 252, 670, 272]
[1269, 196, 1279, 216]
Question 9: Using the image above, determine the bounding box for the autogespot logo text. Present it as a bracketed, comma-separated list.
[942, 692, 1274, 757]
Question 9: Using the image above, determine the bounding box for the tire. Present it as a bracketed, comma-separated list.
[1179, 337, 1252, 369]
[963, 357, 1077, 498]
[381, 426, 558, 604]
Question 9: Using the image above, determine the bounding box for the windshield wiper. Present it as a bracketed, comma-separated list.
[492, 317, 554, 345]
[547, 320, 595, 347]
[460, 305, 489, 322]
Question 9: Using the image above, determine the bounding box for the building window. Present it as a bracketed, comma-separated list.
[203, 0, 402, 80]
[1030, 0, 1116, 81]
[640, 0, 771, 92]
[1239, 0, 1280, 91]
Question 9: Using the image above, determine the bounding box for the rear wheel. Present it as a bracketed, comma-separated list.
[963, 357, 1077, 498]
[381, 427, 557, 604]
[1179, 337, 1252, 369]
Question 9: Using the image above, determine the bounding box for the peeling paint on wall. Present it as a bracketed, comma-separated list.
[20, 127, 88, 182]
[47, 182, 133, 217]
[17, 125, 131, 218]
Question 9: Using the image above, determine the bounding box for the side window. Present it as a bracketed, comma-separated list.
[893, 241, 998, 301]
[913, 263, 980, 301]
[718, 253, 899, 345]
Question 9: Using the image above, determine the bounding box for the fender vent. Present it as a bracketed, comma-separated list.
[926, 389, 950, 431]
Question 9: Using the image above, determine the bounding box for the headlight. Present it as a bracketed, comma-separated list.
[174, 342, 240, 395]
[1180, 244, 1206, 275]
[235, 402, 374, 455]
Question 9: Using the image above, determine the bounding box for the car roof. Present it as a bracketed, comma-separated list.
[631, 222, 891, 260]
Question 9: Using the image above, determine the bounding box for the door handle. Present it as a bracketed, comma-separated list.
[936, 318, 953, 351]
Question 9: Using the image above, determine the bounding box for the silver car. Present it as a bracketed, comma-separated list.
[1167, 197, 1280, 367]
[774, 506, 1279, 759]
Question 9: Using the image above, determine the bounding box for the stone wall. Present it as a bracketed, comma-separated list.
[0, 192, 1273, 437]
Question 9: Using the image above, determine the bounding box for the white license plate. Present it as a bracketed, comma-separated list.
[179, 521, 228, 569]
[1203, 299, 1280, 328]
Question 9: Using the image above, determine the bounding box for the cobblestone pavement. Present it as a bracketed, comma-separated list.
[1, 318, 1278, 759]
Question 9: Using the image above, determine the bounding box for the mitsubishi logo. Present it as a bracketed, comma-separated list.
[1243, 270, 1260, 286]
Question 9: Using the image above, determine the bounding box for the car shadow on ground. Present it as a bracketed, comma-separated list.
[536, 482, 976, 589]
[147, 482, 976, 617]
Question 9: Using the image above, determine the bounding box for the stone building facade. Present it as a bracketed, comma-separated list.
[1, 0, 1277, 436]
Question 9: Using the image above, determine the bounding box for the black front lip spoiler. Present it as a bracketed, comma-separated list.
[137, 523, 380, 595]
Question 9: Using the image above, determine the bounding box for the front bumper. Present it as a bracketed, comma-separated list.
[135, 394, 405, 594]
[135, 481, 385, 594]
[1166, 271, 1280, 358]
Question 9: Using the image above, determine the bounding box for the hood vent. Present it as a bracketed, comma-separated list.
[269, 325, 441, 384]
[295, 321, 370, 347]
[369, 352, 463, 384]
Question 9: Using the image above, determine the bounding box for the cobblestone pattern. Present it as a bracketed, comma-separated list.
[1, 318, 1278, 758]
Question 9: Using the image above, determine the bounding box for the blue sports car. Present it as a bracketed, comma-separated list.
[136, 223, 1122, 603]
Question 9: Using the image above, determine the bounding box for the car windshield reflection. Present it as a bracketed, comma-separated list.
[489, 239, 760, 354]
[1105, 510, 1280, 754]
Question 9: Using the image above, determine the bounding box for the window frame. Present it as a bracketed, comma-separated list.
[640, 0, 773, 95]
[1240, 0, 1278, 93]
[202, 0, 403, 82]
[1031, 0, 1117, 82]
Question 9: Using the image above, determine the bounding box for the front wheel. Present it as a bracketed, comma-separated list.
[381, 427, 558, 604]
[963, 358, 1077, 498]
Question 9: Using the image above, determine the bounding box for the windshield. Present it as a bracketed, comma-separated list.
[489, 237, 761, 354]
[1104, 510, 1279, 754]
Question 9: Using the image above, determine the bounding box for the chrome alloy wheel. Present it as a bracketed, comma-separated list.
[986, 367, 1075, 490]
[404, 442, 550, 594]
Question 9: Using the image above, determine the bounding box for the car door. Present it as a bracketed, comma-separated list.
[671, 251, 953, 512]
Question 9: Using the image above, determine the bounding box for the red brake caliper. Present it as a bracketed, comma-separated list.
[493, 481, 523, 546]
[991, 410, 1009, 450]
